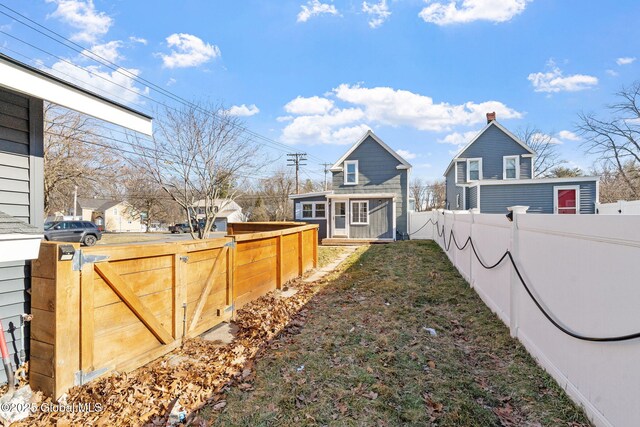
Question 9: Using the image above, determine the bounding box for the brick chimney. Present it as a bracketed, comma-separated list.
[486, 112, 496, 123]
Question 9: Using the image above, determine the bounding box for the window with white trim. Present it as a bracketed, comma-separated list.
[456, 194, 460, 209]
[467, 158, 482, 181]
[503, 155, 519, 179]
[344, 160, 358, 185]
[298, 202, 327, 219]
[350, 201, 368, 224]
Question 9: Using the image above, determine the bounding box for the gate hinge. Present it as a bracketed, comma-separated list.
[180, 256, 189, 263]
[224, 241, 236, 248]
[72, 250, 110, 271]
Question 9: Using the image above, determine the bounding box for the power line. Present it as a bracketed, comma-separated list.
[0, 4, 330, 163]
[320, 163, 333, 191]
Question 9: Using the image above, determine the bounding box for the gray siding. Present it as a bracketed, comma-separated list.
[293, 195, 327, 240]
[456, 161, 466, 184]
[445, 168, 456, 210]
[479, 180, 598, 214]
[455, 186, 465, 210]
[332, 135, 408, 234]
[469, 186, 478, 210]
[459, 125, 531, 180]
[0, 88, 44, 382]
[349, 198, 393, 239]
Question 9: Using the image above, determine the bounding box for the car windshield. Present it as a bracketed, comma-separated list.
[44, 222, 57, 230]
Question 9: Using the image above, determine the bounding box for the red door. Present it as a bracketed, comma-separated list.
[556, 189, 577, 214]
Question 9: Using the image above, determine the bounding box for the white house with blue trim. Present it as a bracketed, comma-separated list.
[444, 113, 599, 214]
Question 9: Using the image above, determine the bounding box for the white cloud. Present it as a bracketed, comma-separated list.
[362, 0, 391, 28]
[83, 40, 123, 63]
[531, 132, 563, 145]
[46, 0, 112, 43]
[419, 0, 529, 25]
[280, 84, 521, 145]
[285, 96, 334, 115]
[282, 108, 368, 145]
[227, 104, 260, 117]
[606, 69, 619, 77]
[49, 60, 147, 104]
[557, 130, 580, 141]
[166, 78, 177, 86]
[129, 36, 148, 45]
[396, 149, 417, 160]
[333, 84, 521, 131]
[438, 130, 478, 146]
[297, 0, 339, 22]
[616, 57, 636, 66]
[528, 61, 598, 93]
[159, 33, 220, 69]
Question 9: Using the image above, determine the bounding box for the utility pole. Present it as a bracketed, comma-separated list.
[321, 163, 332, 191]
[73, 185, 78, 219]
[287, 153, 307, 194]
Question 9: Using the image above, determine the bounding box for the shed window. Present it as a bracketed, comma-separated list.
[302, 203, 313, 218]
[351, 201, 368, 225]
[503, 156, 519, 179]
[467, 158, 482, 181]
[344, 160, 358, 185]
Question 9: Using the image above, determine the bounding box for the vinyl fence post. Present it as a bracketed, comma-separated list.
[469, 209, 477, 288]
[507, 205, 528, 338]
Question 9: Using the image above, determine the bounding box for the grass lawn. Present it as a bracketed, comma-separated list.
[207, 241, 590, 426]
[317, 245, 346, 268]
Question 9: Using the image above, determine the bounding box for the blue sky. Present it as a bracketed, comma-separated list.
[1, 0, 639, 182]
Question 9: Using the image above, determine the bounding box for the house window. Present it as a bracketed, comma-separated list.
[351, 201, 368, 225]
[503, 156, 519, 179]
[467, 158, 482, 181]
[298, 202, 327, 219]
[554, 186, 580, 214]
[344, 160, 358, 185]
[302, 203, 314, 218]
[456, 194, 460, 209]
[315, 203, 326, 218]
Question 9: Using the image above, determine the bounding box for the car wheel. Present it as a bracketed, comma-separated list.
[83, 234, 97, 246]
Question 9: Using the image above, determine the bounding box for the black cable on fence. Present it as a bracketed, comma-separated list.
[427, 218, 640, 342]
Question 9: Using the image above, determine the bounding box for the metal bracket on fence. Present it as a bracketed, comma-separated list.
[72, 250, 110, 271]
[224, 304, 234, 313]
[75, 367, 110, 385]
[180, 256, 189, 263]
[224, 241, 236, 248]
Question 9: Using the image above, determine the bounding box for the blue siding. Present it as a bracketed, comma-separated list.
[445, 168, 456, 210]
[349, 198, 393, 239]
[293, 195, 328, 240]
[520, 157, 532, 179]
[479, 180, 598, 214]
[469, 186, 478, 209]
[332, 135, 408, 234]
[459, 125, 531, 180]
[456, 161, 466, 184]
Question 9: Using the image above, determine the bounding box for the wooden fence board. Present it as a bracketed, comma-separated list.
[30, 223, 318, 398]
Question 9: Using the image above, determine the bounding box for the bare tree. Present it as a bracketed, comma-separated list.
[426, 180, 446, 209]
[578, 82, 640, 199]
[43, 104, 120, 215]
[410, 178, 428, 211]
[516, 126, 566, 177]
[592, 162, 639, 203]
[134, 102, 264, 239]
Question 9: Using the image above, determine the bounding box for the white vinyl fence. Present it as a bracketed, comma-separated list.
[409, 209, 640, 427]
[597, 200, 640, 215]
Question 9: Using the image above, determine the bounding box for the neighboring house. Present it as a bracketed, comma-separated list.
[0, 53, 151, 383]
[290, 130, 411, 243]
[444, 113, 599, 214]
[192, 199, 245, 232]
[76, 198, 143, 232]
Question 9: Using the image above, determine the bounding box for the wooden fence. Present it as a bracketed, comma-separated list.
[30, 223, 318, 398]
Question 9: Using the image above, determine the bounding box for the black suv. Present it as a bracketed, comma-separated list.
[44, 221, 102, 246]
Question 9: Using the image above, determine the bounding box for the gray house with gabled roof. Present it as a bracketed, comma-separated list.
[290, 130, 411, 243]
[444, 113, 599, 214]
